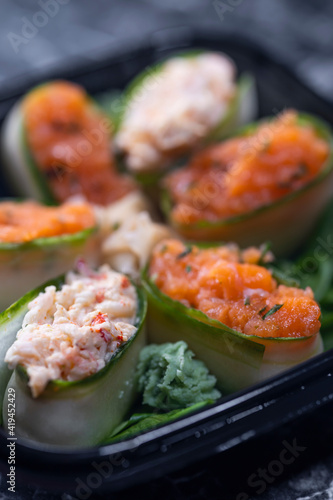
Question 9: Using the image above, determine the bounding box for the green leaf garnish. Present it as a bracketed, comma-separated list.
[185, 265, 192, 273]
[244, 297, 250, 306]
[262, 304, 284, 320]
[258, 242, 272, 266]
[176, 246, 192, 260]
[258, 306, 267, 315]
[269, 265, 301, 288]
[103, 400, 213, 443]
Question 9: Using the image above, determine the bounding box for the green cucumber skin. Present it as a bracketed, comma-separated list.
[164, 113, 333, 257]
[1, 99, 57, 204]
[0, 227, 98, 312]
[0, 276, 64, 426]
[143, 277, 323, 394]
[1, 278, 147, 448]
[203, 73, 256, 145]
[1, 103, 43, 202]
[0, 309, 30, 427]
[21, 122, 57, 205]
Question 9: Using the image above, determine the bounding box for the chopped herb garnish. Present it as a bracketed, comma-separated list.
[46, 164, 67, 180]
[51, 121, 81, 133]
[278, 163, 308, 189]
[185, 265, 192, 273]
[161, 244, 168, 253]
[244, 297, 251, 306]
[258, 242, 272, 266]
[269, 267, 300, 288]
[112, 222, 120, 231]
[262, 304, 284, 320]
[258, 306, 268, 316]
[296, 163, 308, 177]
[176, 246, 192, 260]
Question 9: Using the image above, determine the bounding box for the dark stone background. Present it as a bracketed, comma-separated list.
[1, 0, 333, 102]
[0, 1, 333, 498]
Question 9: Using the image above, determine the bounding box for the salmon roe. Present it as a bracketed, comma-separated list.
[0, 201, 95, 243]
[149, 239, 321, 338]
[23, 81, 136, 205]
[166, 111, 329, 224]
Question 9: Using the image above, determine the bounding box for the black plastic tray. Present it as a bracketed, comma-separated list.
[0, 29, 333, 495]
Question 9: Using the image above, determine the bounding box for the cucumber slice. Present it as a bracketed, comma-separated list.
[0, 226, 98, 312]
[204, 73, 257, 144]
[163, 113, 333, 257]
[142, 268, 323, 394]
[1, 101, 55, 204]
[0, 275, 64, 426]
[1, 276, 147, 448]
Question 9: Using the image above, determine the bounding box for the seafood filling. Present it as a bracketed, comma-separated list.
[5, 263, 137, 397]
[116, 53, 236, 172]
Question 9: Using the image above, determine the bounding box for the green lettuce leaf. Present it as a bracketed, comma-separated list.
[103, 400, 213, 443]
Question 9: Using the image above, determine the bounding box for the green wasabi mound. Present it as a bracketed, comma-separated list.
[136, 341, 221, 410]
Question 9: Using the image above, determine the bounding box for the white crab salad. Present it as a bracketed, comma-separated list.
[5, 261, 138, 397]
[116, 52, 236, 173]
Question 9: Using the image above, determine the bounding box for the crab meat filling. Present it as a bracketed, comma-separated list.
[5, 264, 137, 397]
[116, 53, 236, 172]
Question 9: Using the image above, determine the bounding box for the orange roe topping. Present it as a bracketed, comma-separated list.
[0, 201, 95, 243]
[91, 312, 108, 326]
[166, 111, 329, 224]
[149, 239, 321, 338]
[23, 81, 136, 205]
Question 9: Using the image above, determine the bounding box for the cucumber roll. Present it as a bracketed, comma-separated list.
[115, 50, 256, 180]
[0, 199, 98, 311]
[163, 111, 333, 256]
[1, 80, 137, 205]
[1, 262, 147, 447]
[142, 240, 323, 394]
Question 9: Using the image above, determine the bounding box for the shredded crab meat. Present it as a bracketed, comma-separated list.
[102, 211, 172, 278]
[116, 53, 236, 172]
[5, 264, 137, 397]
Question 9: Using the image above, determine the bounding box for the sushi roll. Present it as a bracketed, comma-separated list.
[1, 80, 137, 205]
[163, 111, 333, 256]
[101, 211, 172, 279]
[1, 262, 147, 447]
[142, 239, 323, 393]
[115, 50, 256, 180]
[0, 199, 98, 310]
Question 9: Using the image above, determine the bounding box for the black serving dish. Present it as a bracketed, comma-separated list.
[0, 28, 333, 495]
